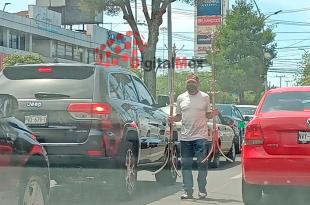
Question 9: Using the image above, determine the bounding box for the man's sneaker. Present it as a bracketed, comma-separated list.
[180, 192, 193, 200]
[198, 192, 207, 199]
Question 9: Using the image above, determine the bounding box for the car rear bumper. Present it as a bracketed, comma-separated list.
[48, 155, 116, 168]
[242, 146, 310, 187]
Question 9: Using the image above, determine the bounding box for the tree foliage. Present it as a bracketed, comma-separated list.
[212, 0, 276, 103]
[4, 53, 44, 67]
[297, 52, 310, 85]
[156, 71, 233, 103]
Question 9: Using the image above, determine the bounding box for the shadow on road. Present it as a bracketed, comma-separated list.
[211, 160, 241, 171]
[50, 180, 182, 205]
[184, 197, 243, 204]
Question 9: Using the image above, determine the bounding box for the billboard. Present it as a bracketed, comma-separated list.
[197, 34, 212, 44]
[197, 16, 221, 26]
[36, 0, 103, 25]
[197, 0, 222, 16]
[36, 0, 66, 7]
[195, 0, 226, 57]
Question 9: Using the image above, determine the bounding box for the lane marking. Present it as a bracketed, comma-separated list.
[231, 173, 242, 179]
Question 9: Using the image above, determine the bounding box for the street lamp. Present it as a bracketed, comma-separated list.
[3, 2, 11, 11]
[253, 1, 283, 91]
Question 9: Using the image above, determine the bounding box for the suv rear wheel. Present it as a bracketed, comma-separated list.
[242, 179, 262, 205]
[118, 142, 137, 199]
[155, 145, 178, 186]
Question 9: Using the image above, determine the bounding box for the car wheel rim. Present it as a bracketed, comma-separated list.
[125, 149, 136, 195]
[23, 177, 45, 205]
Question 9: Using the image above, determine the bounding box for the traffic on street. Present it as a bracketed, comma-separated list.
[1, 0, 310, 205]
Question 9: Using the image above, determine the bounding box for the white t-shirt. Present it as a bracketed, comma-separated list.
[176, 91, 211, 141]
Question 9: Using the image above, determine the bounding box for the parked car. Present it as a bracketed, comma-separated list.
[242, 86, 310, 205]
[216, 104, 246, 154]
[236, 105, 257, 122]
[0, 63, 176, 199]
[160, 104, 236, 168]
[0, 94, 50, 205]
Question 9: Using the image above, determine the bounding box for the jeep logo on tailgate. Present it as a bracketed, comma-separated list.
[26, 102, 42, 108]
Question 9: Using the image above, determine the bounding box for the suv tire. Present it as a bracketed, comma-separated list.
[226, 143, 236, 162]
[19, 169, 49, 205]
[117, 141, 137, 200]
[155, 146, 178, 186]
[209, 151, 221, 168]
[242, 179, 262, 205]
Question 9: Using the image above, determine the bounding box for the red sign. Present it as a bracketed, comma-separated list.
[197, 16, 221, 26]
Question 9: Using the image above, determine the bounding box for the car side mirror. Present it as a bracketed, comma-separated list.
[0, 94, 18, 118]
[157, 95, 170, 107]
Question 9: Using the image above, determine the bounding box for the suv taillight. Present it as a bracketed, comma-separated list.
[67, 103, 112, 120]
[244, 123, 264, 145]
[67, 103, 113, 129]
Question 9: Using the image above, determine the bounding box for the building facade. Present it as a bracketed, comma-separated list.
[0, 5, 131, 69]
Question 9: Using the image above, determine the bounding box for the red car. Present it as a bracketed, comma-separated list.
[242, 86, 310, 204]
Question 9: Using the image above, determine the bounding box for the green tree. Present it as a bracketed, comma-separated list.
[80, 0, 198, 97]
[297, 52, 310, 85]
[156, 71, 212, 100]
[212, 0, 276, 103]
[4, 53, 44, 67]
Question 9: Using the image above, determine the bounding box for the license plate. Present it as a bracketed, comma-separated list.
[298, 132, 310, 144]
[25, 115, 47, 126]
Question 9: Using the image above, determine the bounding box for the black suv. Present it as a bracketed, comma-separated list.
[0, 94, 50, 205]
[0, 63, 177, 198]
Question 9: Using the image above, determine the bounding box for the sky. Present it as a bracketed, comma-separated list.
[1, 0, 310, 87]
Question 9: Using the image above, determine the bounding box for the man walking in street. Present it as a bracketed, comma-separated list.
[168, 73, 217, 200]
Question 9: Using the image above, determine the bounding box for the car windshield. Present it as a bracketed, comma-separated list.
[237, 107, 256, 115]
[216, 105, 232, 116]
[261, 91, 310, 112]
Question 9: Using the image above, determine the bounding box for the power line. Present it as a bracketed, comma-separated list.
[264, 7, 310, 15]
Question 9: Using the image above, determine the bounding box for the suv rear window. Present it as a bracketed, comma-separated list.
[261, 91, 310, 112]
[0, 66, 95, 99]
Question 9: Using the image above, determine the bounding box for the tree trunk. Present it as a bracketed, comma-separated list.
[238, 92, 244, 104]
[143, 24, 160, 98]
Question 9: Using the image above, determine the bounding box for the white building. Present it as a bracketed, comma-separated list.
[0, 5, 131, 69]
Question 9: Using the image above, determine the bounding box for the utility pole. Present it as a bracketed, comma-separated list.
[276, 75, 285, 87]
[167, 3, 172, 94]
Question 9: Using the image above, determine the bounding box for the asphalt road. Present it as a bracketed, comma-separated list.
[49, 156, 310, 205]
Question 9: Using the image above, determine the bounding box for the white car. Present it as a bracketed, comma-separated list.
[160, 104, 236, 168]
[236, 105, 257, 122]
